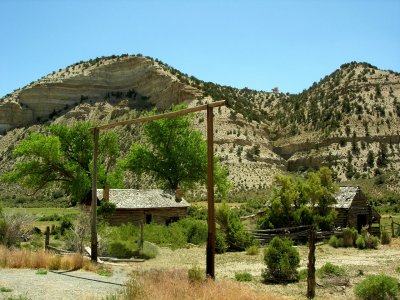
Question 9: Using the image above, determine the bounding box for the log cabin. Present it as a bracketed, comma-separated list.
[334, 186, 380, 234]
[97, 188, 190, 226]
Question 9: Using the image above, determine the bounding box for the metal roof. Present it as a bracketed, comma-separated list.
[96, 189, 190, 209]
[333, 186, 359, 209]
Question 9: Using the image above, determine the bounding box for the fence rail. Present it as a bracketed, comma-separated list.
[248, 226, 343, 244]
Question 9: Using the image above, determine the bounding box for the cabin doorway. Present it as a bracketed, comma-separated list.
[357, 214, 367, 233]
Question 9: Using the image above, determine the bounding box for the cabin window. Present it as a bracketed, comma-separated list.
[146, 214, 152, 224]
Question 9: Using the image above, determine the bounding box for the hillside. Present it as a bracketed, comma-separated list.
[0, 55, 399, 203]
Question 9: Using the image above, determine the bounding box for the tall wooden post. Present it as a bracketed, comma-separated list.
[44, 226, 50, 251]
[307, 227, 316, 299]
[206, 105, 216, 279]
[91, 127, 99, 262]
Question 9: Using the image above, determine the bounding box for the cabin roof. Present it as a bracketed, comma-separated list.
[333, 186, 360, 209]
[97, 189, 190, 209]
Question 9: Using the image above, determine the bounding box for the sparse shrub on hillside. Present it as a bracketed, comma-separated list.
[262, 237, 300, 283]
[354, 274, 399, 300]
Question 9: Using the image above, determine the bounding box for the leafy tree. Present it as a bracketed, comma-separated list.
[1, 123, 121, 205]
[258, 167, 337, 230]
[376, 142, 388, 168]
[367, 150, 375, 168]
[122, 105, 230, 199]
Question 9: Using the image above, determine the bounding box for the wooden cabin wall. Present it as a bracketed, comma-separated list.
[334, 208, 348, 228]
[107, 207, 188, 226]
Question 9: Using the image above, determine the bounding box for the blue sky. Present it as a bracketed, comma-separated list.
[0, 0, 399, 97]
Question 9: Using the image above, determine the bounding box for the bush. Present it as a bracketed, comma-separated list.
[188, 265, 204, 282]
[108, 241, 134, 258]
[216, 204, 254, 251]
[381, 231, 391, 245]
[354, 274, 399, 300]
[0, 211, 34, 247]
[215, 231, 228, 254]
[366, 235, 379, 249]
[245, 244, 259, 255]
[328, 235, 338, 248]
[235, 272, 253, 282]
[97, 201, 116, 218]
[263, 237, 300, 283]
[342, 227, 358, 247]
[137, 241, 158, 259]
[356, 235, 366, 249]
[317, 262, 347, 278]
[179, 218, 208, 245]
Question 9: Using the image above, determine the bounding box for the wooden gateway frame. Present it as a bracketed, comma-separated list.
[89, 100, 226, 279]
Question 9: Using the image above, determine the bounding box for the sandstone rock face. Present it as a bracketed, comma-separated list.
[0, 102, 33, 130]
[0, 56, 200, 132]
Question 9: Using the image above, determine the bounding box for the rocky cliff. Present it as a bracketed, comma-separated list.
[1, 56, 400, 198]
[0, 56, 200, 130]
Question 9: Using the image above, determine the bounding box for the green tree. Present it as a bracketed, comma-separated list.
[376, 142, 388, 168]
[258, 167, 337, 230]
[306, 167, 338, 230]
[1, 123, 121, 205]
[122, 105, 230, 199]
[367, 150, 375, 168]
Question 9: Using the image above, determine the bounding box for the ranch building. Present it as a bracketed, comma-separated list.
[97, 188, 190, 226]
[334, 186, 380, 234]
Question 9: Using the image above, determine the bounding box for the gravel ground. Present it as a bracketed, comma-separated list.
[0, 266, 129, 300]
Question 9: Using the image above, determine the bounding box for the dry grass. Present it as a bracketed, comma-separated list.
[0, 245, 94, 271]
[119, 269, 284, 300]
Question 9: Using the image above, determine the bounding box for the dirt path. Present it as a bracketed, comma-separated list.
[0, 267, 129, 300]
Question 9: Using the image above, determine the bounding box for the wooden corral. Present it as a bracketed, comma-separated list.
[97, 188, 190, 225]
[334, 186, 381, 234]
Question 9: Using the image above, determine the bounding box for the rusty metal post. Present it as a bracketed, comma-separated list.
[91, 127, 99, 262]
[206, 105, 216, 279]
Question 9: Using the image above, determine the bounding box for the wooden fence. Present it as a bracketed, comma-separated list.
[380, 219, 400, 238]
[248, 225, 343, 244]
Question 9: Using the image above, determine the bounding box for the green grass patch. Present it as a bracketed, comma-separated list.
[234, 272, 253, 282]
[35, 269, 48, 275]
[96, 266, 113, 277]
[0, 287, 13, 292]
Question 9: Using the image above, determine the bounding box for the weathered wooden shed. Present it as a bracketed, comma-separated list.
[334, 186, 380, 233]
[97, 188, 190, 226]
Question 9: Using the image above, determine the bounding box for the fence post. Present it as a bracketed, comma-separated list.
[44, 226, 50, 251]
[391, 220, 395, 238]
[139, 221, 144, 250]
[307, 227, 316, 299]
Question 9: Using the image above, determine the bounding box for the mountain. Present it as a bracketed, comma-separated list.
[1, 55, 399, 202]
